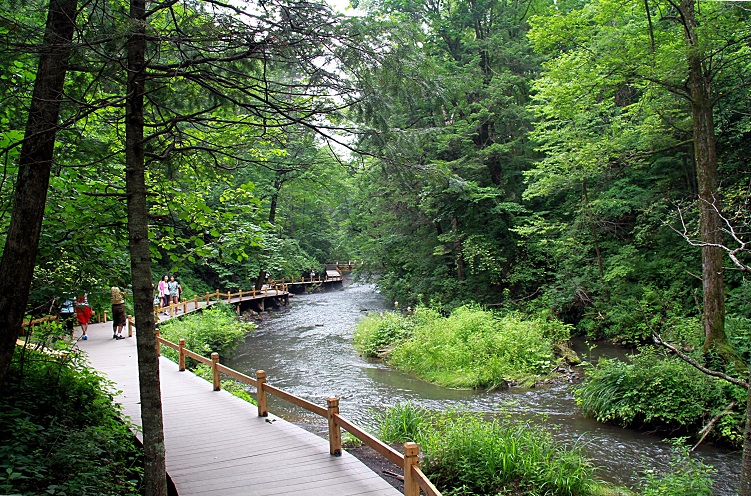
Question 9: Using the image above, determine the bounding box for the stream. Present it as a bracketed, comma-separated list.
[226, 280, 741, 494]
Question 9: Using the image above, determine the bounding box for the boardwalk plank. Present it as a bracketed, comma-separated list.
[77, 319, 401, 496]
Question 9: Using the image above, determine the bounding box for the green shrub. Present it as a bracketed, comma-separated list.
[638, 439, 715, 495]
[385, 306, 572, 388]
[377, 401, 430, 445]
[353, 309, 424, 357]
[0, 349, 143, 495]
[575, 347, 745, 446]
[159, 303, 254, 361]
[378, 404, 602, 496]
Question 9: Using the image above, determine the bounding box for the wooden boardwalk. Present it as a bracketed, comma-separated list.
[76, 320, 401, 495]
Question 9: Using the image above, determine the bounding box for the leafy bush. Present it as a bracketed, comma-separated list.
[353, 308, 437, 357]
[378, 403, 604, 496]
[159, 303, 254, 360]
[638, 439, 715, 495]
[372, 306, 572, 388]
[0, 349, 143, 495]
[575, 347, 745, 446]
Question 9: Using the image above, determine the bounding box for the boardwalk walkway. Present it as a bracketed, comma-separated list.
[76, 318, 401, 495]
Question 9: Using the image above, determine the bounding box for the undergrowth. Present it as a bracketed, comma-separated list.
[354, 305, 573, 388]
[0, 346, 143, 495]
[158, 303, 254, 361]
[378, 402, 613, 496]
[575, 347, 745, 447]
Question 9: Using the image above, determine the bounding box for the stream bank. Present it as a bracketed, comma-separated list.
[226, 280, 741, 494]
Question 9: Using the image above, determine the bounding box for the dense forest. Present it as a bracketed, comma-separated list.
[1, 0, 750, 492]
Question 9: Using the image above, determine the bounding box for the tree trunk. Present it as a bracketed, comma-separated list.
[0, 0, 78, 389]
[126, 0, 167, 493]
[681, 0, 730, 362]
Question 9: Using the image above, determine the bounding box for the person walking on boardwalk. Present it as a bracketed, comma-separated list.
[168, 275, 180, 312]
[110, 286, 126, 339]
[158, 274, 169, 310]
[74, 293, 92, 340]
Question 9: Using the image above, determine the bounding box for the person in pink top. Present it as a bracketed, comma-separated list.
[158, 274, 169, 314]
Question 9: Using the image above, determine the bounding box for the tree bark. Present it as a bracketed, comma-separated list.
[680, 0, 729, 360]
[0, 0, 78, 389]
[126, 0, 167, 494]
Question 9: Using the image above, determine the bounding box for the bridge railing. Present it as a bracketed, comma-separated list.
[155, 334, 441, 496]
[153, 284, 290, 318]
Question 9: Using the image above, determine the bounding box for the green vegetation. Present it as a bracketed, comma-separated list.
[575, 348, 745, 447]
[638, 439, 715, 496]
[0, 347, 143, 495]
[158, 304, 254, 360]
[355, 306, 573, 388]
[378, 403, 615, 496]
[158, 304, 257, 403]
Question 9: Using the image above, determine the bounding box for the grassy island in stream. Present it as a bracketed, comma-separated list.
[354, 305, 575, 389]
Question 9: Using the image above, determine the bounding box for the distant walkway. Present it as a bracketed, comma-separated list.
[76, 321, 401, 495]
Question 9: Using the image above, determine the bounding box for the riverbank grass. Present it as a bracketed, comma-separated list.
[355, 306, 573, 388]
[378, 402, 622, 496]
[575, 347, 745, 447]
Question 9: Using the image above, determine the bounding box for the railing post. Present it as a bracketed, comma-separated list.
[227, 292, 231, 303]
[178, 339, 186, 371]
[194, 295, 199, 310]
[103, 310, 108, 322]
[155, 328, 161, 356]
[169, 303, 174, 317]
[256, 370, 268, 416]
[211, 352, 220, 391]
[404, 442, 420, 496]
[205, 291, 210, 305]
[215, 289, 220, 300]
[239, 290, 243, 301]
[182, 298, 187, 313]
[327, 397, 342, 457]
[127, 315, 133, 337]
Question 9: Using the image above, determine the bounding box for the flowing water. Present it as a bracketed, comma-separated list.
[226, 280, 741, 494]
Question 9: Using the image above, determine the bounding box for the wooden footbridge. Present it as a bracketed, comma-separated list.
[73, 294, 441, 496]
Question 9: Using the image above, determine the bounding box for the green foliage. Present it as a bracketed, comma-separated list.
[378, 404, 602, 496]
[159, 304, 254, 360]
[353, 310, 422, 357]
[575, 348, 745, 446]
[377, 401, 430, 445]
[0, 349, 143, 495]
[356, 306, 572, 388]
[638, 439, 715, 496]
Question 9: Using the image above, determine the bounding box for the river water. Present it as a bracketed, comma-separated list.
[226, 280, 741, 494]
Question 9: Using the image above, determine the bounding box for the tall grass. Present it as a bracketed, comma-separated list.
[378, 403, 602, 496]
[356, 305, 573, 388]
[575, 347, 745, 447]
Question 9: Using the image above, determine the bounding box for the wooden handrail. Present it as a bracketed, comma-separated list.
[333, 413, 404, 466]
[263, 383, 328, 417]
[411, 465, 441, 496]
[153, 333, 442, 496]
[216, 363, 259, 388]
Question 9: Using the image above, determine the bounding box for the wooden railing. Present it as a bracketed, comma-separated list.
[154, 334, 441, 496]
[275, 275, 343, 284]
[153, 284, 290, 318]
